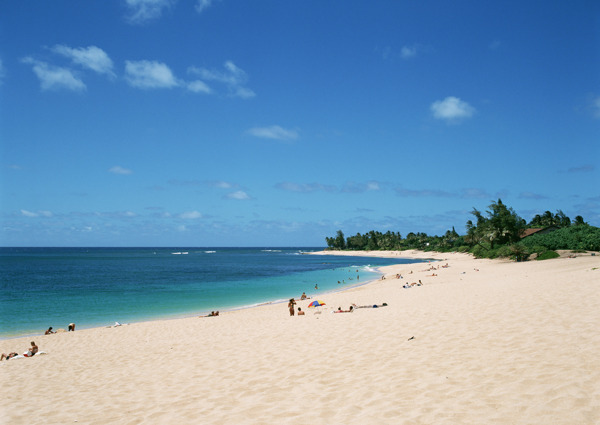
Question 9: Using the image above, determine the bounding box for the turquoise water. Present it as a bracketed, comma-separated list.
[0, 247, 423, 338]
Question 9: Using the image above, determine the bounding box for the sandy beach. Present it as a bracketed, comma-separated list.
[1, 250, 599, 424]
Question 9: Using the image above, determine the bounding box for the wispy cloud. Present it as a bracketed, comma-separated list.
[225, 190, 251, 200]
[592, 96, 600, 119]
[179, 210, 202, 219]
[125, 0, 174, 24]
[275, 182, 337, 193]
[188, 61, 255, 98]
[21, 57, 86, 92]
[247, 125, 298, 141]
[208, 180, 233, 189]
[460, 188, 489, 199]
[567, 164, 595, 173]
[187, 80, 211, 94]
[125, 60, 180, 89]
[518, 191, 548, 200]
[196, 0, 215, 13]
[52, 45, 115, 77]
[400, 45, 417, 59]
[431, 96, 475, 123]
[395, 187, 454, 198]
[21, 209, 53, 218]
[341, 181, 381, 193]
[108, 166, 133, 175]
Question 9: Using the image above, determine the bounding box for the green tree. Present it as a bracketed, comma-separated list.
[467, 199, 526, 249]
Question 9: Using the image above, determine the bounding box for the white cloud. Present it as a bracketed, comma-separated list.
[196, 0, 214, 13]
[232, 86, 256, 99]
[187, 80, 211, 94]
[247, 125, 299, 141]
[180, 211, 202, 219]
[108, 166, 133, 175]
[125, 60, 180, 89]
[52, 45, 115, 77]
[226, 190, 250, 200]
[188, 61, 255, 98]
[125, 0, 174, 23]
[400, 46, 417, 59]
[22, 57, 86, 92]
[430, 96, 475, 122]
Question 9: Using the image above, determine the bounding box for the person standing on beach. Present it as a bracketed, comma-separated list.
[288, 299, 296, 316]
[68, 323, 75, 331]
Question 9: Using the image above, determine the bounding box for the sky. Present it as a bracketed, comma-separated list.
[1, 0, 599, 247]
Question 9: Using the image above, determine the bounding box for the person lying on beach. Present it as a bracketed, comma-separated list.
[45, 327, 55, 335]
[0, 352, 18, 361]
[297, 307, 305, 316]
[334, 306, 354, 313]
[426, 273, 437, 277]
[1, 341, 38, 361]
[352, 303, 388, 309]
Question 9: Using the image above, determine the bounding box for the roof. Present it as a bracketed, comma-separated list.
[520, 226, 559, 238]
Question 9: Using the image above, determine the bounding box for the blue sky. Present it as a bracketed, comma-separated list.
[1, 0, 599, 247]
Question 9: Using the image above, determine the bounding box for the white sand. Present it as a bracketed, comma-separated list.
[1, 250, 599, 424]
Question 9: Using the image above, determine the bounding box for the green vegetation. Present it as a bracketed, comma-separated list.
[324, 199, 600, 261]
[518, 224, 600, 251]
[536, 250, 560, 261]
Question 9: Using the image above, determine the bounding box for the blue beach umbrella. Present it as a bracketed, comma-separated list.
[308, 300, 326, 308]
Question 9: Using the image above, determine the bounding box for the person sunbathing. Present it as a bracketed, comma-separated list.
[0, 352, 18, 361]
[352, 303, 388, 308]
[334, 306, 354, 313]
[1, 341, 38, 360]
[45, 327, 55, 335]
[297, 307, 305, 316]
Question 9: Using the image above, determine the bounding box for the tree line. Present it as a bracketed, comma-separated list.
[325, 199, 599, 260]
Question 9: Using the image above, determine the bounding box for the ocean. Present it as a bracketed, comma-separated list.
[0, 247, 425, 338]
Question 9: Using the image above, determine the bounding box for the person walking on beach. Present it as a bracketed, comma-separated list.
[288, 299, 296, 316]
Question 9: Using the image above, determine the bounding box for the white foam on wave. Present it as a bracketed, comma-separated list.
[261, 249, 282, 252]
[204, 251, 216, 254]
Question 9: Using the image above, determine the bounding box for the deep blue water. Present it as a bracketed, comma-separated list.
[0, 247, 423, 338]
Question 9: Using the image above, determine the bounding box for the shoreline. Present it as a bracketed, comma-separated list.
[0, 252, 416, 341]
[2, 250, 599, 424]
